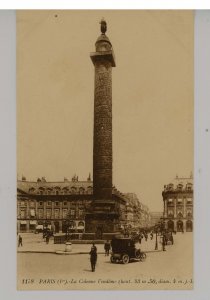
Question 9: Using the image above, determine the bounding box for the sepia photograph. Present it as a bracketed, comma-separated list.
[17, 10, 194, 290]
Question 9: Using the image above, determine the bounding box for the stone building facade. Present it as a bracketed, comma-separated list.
[17, 177, 150, 233]
[150, 212, 163, 227]
[17, 176, 126, 234]
[162, 174, 193, 232]
[122, 193, 151, 229]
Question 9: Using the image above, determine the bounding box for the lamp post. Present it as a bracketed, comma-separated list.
[65, 219, 71, 241]
[155, 225, 158, 250]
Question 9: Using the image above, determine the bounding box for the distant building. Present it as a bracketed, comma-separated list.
[162, 174, 193, 232]
[122, 193, 151, 229]
[150, 212, 163, 227]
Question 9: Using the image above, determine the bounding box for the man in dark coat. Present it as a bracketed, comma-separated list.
[104, 240, 111, 256]
[18, 235, 23, 247]
[89, 243, 97, 272]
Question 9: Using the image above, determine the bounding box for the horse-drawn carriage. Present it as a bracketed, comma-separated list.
[164, 231, 174, 245]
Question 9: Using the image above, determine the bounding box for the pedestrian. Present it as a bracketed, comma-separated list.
[162, 233, 166, 251]
[18, 235, 23, 247]
[46, 234, 49, 244]
[145, 233, 148, 242]
[150, 232, 153, 240]
[89, 243, 97, 272]
[104, 240, 111, 256]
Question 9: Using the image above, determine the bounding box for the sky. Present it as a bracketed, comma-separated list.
[17, 10, 194, 211]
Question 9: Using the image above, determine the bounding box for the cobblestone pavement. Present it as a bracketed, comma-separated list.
[17, 233, 193, 290]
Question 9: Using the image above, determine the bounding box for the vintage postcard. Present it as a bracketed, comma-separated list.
[17, 10, 193, 290]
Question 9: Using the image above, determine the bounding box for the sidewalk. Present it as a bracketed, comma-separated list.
[17, 233, 164, 255]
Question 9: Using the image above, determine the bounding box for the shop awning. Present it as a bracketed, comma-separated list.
[30, 209, 35, 217]
[77, 225, 84, 230]
[30, 220, 37, 225]
[36, 225, 43, 230]
[20, 221, 27, 224]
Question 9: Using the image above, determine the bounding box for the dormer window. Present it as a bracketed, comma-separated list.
[186, 183, 193, 191]
[177, 184, 183, 191]
[168, 184, 174, 191]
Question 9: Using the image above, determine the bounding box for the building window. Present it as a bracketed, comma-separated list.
[56, 190, 59, 195]
[39, 201, 43, 206]
[187, 209, 192, 217]
[177, 212, 183, 218]
[70, 209, 75, 217]
[47, 201, 51, 206]
[55, 201, 59, 206]
[168, 199, 173, 204]
[30, 209, 35, 217]
[20, 200, 25, 206]
[177, 184, 183, 191]
[30, 200, 35, 207]
[168, 209, 174, 217]
[46, 209, 51, 219]
[78, 209, 83, 217]
[87, 186, 93, 194]
[54, 209, 60, 219]
[63, 201, 67, 206]
[38, 209, 44, 219]
[71, 187, 77, 194]
[187, 198, 192, 204]
[20, 209, 26, 218]
[79, 188, 84, 194]
[177, 198, 183, 204]
[63, 209, 68, 219]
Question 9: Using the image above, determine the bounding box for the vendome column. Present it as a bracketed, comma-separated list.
[85, 20, 120, 238]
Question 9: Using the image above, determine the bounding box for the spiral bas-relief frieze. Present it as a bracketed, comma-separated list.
[93, 60, 113, 200]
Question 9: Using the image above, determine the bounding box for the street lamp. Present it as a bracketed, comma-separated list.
[155, 225, 158, 250]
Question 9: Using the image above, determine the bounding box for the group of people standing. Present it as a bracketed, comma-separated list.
[137, 231, 152, 243]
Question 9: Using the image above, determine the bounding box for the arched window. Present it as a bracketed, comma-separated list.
[78, 221, 84, 227]
[177, 220, 184, 232]
[186, 183, 193, 191]
[87, 186, 93, 194]
[177, 183, 183, 191]
[71, 187, 77, 194]
[168, 183, 174, 191]
[79, 187, 85, 194]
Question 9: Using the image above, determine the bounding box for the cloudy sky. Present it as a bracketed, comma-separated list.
[17, 10, 193, 211]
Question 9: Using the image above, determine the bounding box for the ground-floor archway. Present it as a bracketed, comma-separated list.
[177, 220, 184, 232]
[186, 220, 193, 232]
[167, 220, 174, 231]
[54, 221, 59, 233]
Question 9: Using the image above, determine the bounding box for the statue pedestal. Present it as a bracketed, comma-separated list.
[85, 200, 121, 239]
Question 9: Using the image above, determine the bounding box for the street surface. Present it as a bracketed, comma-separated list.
[17, 232, 193, 290]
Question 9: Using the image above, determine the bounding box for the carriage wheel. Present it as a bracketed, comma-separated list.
[135, 249, 141, 259]
[122, 254, 130, 264]
[110, 256, 115, 263]
[140, 252, 146, 262]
